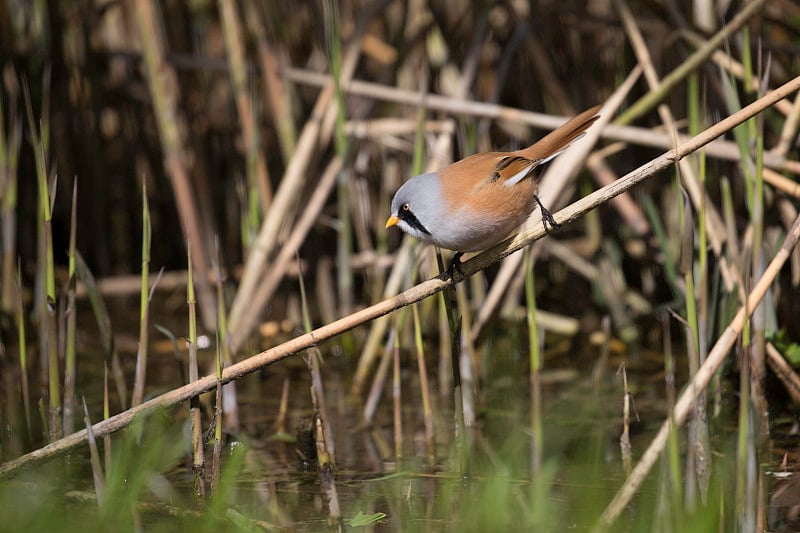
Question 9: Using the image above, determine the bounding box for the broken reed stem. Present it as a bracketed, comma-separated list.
[313, 388, 341, 526]
[2, 76, 799, 477]
[298, 246, 337, 465]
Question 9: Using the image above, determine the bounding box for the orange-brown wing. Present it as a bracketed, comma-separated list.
[492, 155, 538, 187]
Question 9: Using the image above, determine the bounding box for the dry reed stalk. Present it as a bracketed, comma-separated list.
[187, 245, 205, 500]
[309, 350, 336, 465]
[615, 0, 769, 125]
[770, 90, 800, 157]
[219, 0, 272, 211]
[312, 393, 341, 526]
[392, 337, 402, 461]
[764, 167, 800, 199]
[210, 375, 222, 495]
[227, 25, 365, 341]
[765, 342, 800, 404]
[594, 212, 800, 530]
[243, 0, 296, 163]
[316, 257, 338, 329]
[131, 187, 152, 409]
[228, 158, 341, 352]
[350, 237, 414, 396]
[350, 150, 377, 256]
[102, 364, 111, 474]
[619, 0, 714, 502]
[526, 24, 651, 238]
[82, 398, 105, 506]
[680, 29, 794, 117]
[363, 328, 396, 426]
[297, 241, 337, 467]
[455, 287, 476, 428]
[344, 118, 452, 138]
[131, 0, 216, 331]
[413, 302, 436, 467]
[586, 154, 650, 236]
[3, 76, 798, 477]
[619, 365, 632, 474]
[275, 376, 290, 436]
[284, 67, 800, 176]
[693, 0, 716, 32]
[215, 263, 239, 434]
[776, 199, 800, 287]
[616, 0, 727, 258]
[70, 251, 394, 299]
[545, 239, 651, 312]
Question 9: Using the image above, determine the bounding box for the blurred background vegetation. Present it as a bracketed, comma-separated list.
[2, 0, 800, 530]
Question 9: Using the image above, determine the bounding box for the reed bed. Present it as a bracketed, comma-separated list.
[1, 1, 800, 531]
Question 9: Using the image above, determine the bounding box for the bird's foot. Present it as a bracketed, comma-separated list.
[534, 195, 561, 234]
[446, 252, 465, 283]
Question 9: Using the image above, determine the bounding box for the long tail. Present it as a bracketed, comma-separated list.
[516, 105, 602, 162]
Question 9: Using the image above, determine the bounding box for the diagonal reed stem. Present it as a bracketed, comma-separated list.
[594, 209, 800, 531]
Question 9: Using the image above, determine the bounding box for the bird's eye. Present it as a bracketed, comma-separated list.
[401, 203, 410, 211]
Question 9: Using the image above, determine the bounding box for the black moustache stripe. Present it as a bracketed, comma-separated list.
[399, 209, 431, 236]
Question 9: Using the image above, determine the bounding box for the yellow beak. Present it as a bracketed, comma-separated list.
[385, 215, 400, 229]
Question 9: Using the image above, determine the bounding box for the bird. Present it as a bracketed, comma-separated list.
[385, 105, 602, 278]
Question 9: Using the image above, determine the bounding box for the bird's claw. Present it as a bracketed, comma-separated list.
[446, 252, 465, 283]
[534, 195, 561, 234]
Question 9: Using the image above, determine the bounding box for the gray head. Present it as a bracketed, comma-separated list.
[385, 172, 442, 244]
